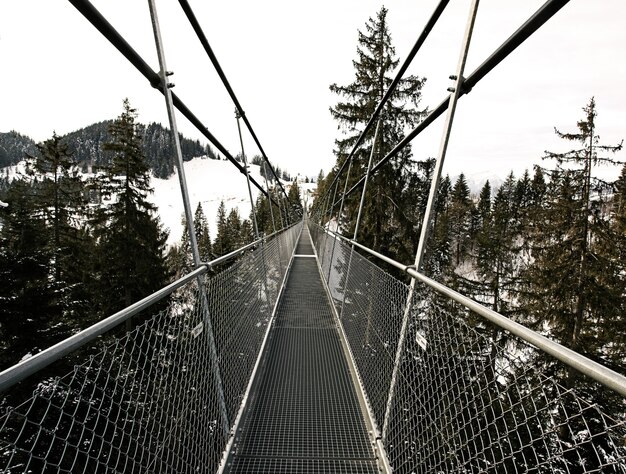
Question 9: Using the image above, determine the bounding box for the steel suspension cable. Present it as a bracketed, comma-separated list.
[383, 0, 480, 440]
[67, 0, 280, 208]
[147, 0, 230, 438]
[176, 0, 293, 207]
[316, 0, 450, 213]
[236, 110, 260, 239]
[335, 0, 572, 208]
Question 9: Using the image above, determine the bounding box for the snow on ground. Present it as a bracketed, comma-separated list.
[149, 157, 264, 246]
[1, 156, 311, 247]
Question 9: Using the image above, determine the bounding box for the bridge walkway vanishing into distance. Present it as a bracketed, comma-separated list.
[2, 0, 626, 472]
[223, 226, 381, 473]
[1, 220, 626, 473]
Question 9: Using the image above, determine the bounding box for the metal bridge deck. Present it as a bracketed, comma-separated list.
[224, 227, 379, 473]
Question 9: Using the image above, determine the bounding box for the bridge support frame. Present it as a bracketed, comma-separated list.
[147, 0, 230, 439]
[381, 0, 481, 441]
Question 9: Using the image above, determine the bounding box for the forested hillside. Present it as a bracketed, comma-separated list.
[0, 131, 36, 168]
[0, 99, 297, 371]
[1, 121, 218, 179]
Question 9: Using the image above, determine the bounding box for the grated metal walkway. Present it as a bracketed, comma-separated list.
[224, 227, 379, 473]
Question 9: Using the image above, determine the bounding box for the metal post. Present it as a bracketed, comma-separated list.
[147, 0, 230, 437]
[236, 110, 260, 240]
[235, 110, 273, 324]
[352, 119, 381, 242]
[319, 178, 339, 269]
[264, 173, 277, 235]
[382, 0, 480, 441]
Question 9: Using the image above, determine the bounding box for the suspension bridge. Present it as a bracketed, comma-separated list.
[1, 0, 626, 472]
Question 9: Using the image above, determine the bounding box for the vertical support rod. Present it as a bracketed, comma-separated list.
[327, 156, 354, 285]
[264, 173, 277, 235]
[236, 110, 260, 240]
[340, 119, 381, 319]
[320, 177, 339, 269]
[352, 119, 381, 243]
[147, 0, 230, 438]
[382, 0, 480, 441]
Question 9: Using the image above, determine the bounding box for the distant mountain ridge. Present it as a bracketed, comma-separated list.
[0, 132, 36, 168]
[0, 122, 221, 179]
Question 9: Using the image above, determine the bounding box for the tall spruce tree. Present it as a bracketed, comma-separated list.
[213, 201, 229, 257]
[519, 100, 624, 468]
[449, 174, 474, 267]
[0, 180, 57, 367]
[94, 99, 169, 316]
[25, 133, 93, 325]
[172, 203, 212, 278]
[194, 203, 212, 261]
[329, 6, 427, 262]
[474, 174, 519, 315]
[287, 179, 302, 218]
[522, 98, 624, 354]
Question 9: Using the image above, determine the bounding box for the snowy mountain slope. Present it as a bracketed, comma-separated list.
[1, 157, 277, 247]
[149, 157, 265, 246]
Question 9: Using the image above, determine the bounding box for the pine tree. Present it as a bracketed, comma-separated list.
[287, 179, 302, 218]
[25, 132, 93, 326]
[226, 208, 243, 251]
[474, 174, 519, 315]
[425, 175, 453, 279]
[449, 174, 474, 267]
[195, 203, 212, 262]
[93, 99, 170, 316]
[520, 99, 624, 469]
[0, 180, 57, 367]
[213, 200, 229, 257]
[328, 6, 427, 261]
[523, 98, 624, 353]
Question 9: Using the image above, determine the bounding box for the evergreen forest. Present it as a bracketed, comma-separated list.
[0, 99, 297, 371]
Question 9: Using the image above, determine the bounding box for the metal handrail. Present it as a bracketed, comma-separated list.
[0, 227, 296, 393]
[316, 225, 626, 397]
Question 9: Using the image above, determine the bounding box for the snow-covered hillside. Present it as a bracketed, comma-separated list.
[149, 157, 267, 246]
[1, 156, 313, 246]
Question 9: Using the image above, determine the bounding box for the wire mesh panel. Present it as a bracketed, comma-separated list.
[0, 223, 301, 474]
[338, 247, 410, 431]
[310, 224, 626, 474]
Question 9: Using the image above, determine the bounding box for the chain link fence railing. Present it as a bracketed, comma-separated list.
[310, 223, 626, 474]
[0, 223, 301, 474]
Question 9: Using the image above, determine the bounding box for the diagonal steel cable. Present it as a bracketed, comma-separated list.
[67, 0, 283, 210]
[176, 0, 292, 208]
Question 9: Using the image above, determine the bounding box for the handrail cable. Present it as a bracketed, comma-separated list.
[176, 0, 292, 207]
[318, 226, 626, 398]
[67, 0, 285, 211]
[0, 225, 294, 393]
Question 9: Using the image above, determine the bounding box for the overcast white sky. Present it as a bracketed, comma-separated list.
[1, 0, 625, 184]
